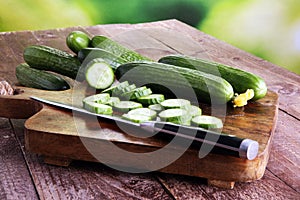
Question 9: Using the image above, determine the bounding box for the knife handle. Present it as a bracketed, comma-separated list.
[141, 121, 259, 160]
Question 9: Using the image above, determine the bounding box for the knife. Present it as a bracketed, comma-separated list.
[30, 96, 259, 160]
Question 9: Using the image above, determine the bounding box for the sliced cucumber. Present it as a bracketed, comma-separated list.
[122, 114, 151, 123]
[138, 94, 165, 105]
[83, 101, 113, 115]
[82, 93, 110, 105]
[186, 105, 202, 117]
[127, 108, 157, 120]
[113, 101, 143, 112]
[104, 97, 120, 106]
[160, 99, 191, 109]
[85, 58, 114, 89]
[121, 86, 152, 100]
[158, 108, 192, 125]
[113, 84, 136, 96]
[102, 81, 129, 95]
[191, 115, 223, 129]
[149, 104, 164, 112]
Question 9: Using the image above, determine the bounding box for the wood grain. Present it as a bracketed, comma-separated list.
[0, 118, 38, 199]
[12, 119, 172, 200]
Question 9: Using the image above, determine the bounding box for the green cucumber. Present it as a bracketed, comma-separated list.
[83, 101, 113, 115]
[113, 84, 137, 96]
[121, 86, 147, 100]
[115, 62, 234, 104]
[159, 55, 267, 101]
[127, 108, 157, 120]
[187, 105, 202, 117]
[23, 45, 83, 80]
[122, 114, 151, 123]
[149, 104, 164, 112]
[158, 108, 192, 125]
[90, 35, 152, 62]
[15, 63, 70, 91]
[138, 94, 165, 105]
[85, 58, 114, 89]
[78, 48, 127, 70]
[160, 99, 191, 109]
[113, 101, 143, 112]
[102, 81, 129, 95]
[191, 115, 223, 130]
[66, 31, 91, 54]
[82, 93, 110, 105]
[104, 97, 121, 106]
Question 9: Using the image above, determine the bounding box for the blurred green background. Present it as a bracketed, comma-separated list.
[1, 0, 299, 74]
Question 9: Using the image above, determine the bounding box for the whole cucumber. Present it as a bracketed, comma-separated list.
[66, 31, 91, 54]
[90, 35, 152, 62]
[115, 62, 234, 104]
[16, 63, 70, 91]
[159, 55, 267, 101]
[23, 45, 83, 80]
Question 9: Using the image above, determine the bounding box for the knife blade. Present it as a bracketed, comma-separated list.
[30, 96, 259, 160]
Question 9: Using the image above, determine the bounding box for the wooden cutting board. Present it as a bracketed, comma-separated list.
[0, 20, 278, 188]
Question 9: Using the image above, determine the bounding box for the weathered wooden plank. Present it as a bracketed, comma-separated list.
[267, 110, 300, 193]
[0, 118, 38, 199]
[11, 119, 173, 200]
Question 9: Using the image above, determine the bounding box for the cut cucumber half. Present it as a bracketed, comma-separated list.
[85, 58, 114, 89]
[82, 93, 110, 105]
[149, 104, 164, 112]
[127, 108, 157, 120]
[113, 101, 143, 112]
[138, 94, 165, 105]
[122, 114, 151, 123]
[191, 115, 223, 129]
[160, 99, 191, 109]
[83, 101, 113, 115]
[158, 108, 192, 125]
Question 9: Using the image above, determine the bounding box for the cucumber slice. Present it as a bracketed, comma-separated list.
[113, 101, 143, 112]
[102, 81, 129, 95]
[83, 101, 113, 115]
[149, 104, 164, 112]
[186, 105, 202, 117]
[104, 97, 120, 106]
[112, 84, 136, 96]
[85, 58, 114, 89]
[122, 114, 151, 123]
[127, 108, 157, 120]
[158, 108, 192, 125]
[138, 94, 165, 105]
[82, 93, 110, 105]
[121, 87, 152, 100]
[160, 99, 191, 109]
[191, 115, 223, 129]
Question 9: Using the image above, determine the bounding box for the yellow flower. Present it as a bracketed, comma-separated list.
[232, 89, 254, 107]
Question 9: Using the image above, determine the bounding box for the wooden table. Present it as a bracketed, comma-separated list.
[0, 20, 299, 199]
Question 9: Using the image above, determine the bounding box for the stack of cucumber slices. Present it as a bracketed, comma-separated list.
[82, 81, 223, 130]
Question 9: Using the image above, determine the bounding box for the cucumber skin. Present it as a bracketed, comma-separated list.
[90, 35, 152, 62]
[78, 48, 127, 70]
[115, 62, 234, 104]
[159, 55, 267, 101]
[23, 45, 83, 80]
[66, 31, 91, 54]
[16, 63, 70, 91]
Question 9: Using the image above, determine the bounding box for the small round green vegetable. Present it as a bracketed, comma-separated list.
[66, 31, 91, 54]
